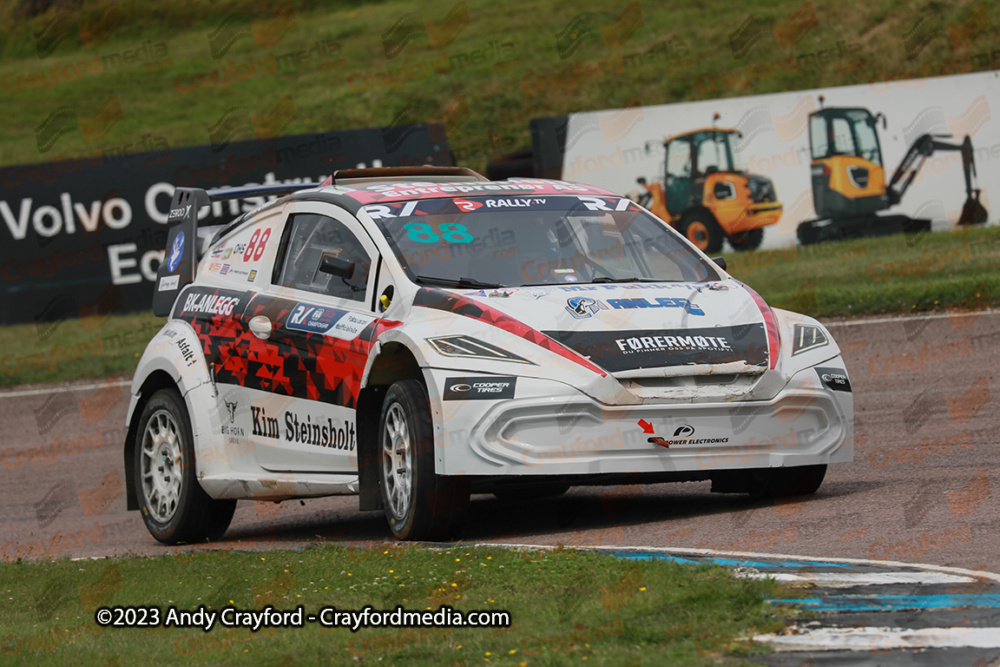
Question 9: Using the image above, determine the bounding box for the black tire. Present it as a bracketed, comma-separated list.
[133, 388, 236, 544]
[749, 465, 827, 499]
[680, 211, 725, 254]
[728, 228, 764, 251]
[493, 484, 570, 502]
[378, 380, 469, 540]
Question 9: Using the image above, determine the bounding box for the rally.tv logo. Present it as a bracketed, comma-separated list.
[454, 199, 483, 212]
[382, 1, 471, 59]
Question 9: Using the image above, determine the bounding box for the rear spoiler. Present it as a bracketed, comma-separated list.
[152, 183, 318, 316]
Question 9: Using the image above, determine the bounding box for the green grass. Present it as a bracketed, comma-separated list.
[2, 225, 998, 388]
[0, 0, 994, 171]
[722, 225, 1000, 317]
[0, 545, 797, 665]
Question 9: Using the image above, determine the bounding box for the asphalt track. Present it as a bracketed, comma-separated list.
[1, 310, 998, 575]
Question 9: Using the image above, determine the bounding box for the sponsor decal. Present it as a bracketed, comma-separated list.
[158, 275, 179, 292]
[181, 292, 240, 317]
[286, 303, 376, 340]
[167, 231, 184, 272]
[223, 247, 234, 259]
[221, 399, 245, 436]
[453, 198, 483, 211]
[220, 263, 230, 275]
[649, 424, 730, 448]
[791, 323, 828, 355]
[248, 269, 257, 282]
[544, 324, 767, 373]
[566, 296, 608, 319]
[250, 405, 356, 449]
[616, 333, 731, 354]
[816, 366, 851, 392]
[167, 205, 191, 221]
[482, 197, 547, 208]
[175, 337, 196, 367]
[606, 296, 704, 316]
[442, 376, 517, 400]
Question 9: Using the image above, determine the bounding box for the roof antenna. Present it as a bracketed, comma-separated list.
[712, 112, 721, 126]
[818, 95, 825, 108]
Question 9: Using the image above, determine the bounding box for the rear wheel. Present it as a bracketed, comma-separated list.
[134, 388, 236, 544]
[379, 380, 469, 540]
[728, 228, 764, 251]
[681, 212, 724, 254]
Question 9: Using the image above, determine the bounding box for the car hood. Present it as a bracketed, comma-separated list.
[424, 280, 771, 375]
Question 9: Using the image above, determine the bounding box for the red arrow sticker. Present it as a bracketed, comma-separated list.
[637, 419, 654, 434]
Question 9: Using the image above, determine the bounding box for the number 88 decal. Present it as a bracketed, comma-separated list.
[243, 228, 272, 262]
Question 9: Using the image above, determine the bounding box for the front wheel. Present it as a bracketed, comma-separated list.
[378, 380, 469, 540]
[133, 388, 236, 544]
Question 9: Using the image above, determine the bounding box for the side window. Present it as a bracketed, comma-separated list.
[809, 115, 828, 159]
[666, 140, 691, 178]
[831, 117, 857, 156]
[277, 213, 370, 301]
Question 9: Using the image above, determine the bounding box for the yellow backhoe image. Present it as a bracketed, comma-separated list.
[797, 96, 988, 244]
[630, 114, 783, 253]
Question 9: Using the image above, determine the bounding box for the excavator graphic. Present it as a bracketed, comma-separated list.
[797, 96, 988, 244]
[630, 114, 783, 253]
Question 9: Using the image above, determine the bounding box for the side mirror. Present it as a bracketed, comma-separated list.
[319, 255, 358, 279]
[711, 256, 727, 271]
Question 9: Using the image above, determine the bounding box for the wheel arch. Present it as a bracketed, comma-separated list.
[356, 341, 427, 511]
[123, 370, 179, 511]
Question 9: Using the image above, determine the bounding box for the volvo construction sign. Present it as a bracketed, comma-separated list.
[0, 125, 450, 325]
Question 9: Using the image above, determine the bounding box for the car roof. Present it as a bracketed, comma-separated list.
[291, 178, 620, 208]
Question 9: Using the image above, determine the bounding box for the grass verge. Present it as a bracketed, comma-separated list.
[722, 225, 1000, 317]
[0, 545, 796, 665]
[2, 225, 998, 388]
[0, 0, 993, 172]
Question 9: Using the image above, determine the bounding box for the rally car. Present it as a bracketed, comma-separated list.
[125, 166, 853, 543]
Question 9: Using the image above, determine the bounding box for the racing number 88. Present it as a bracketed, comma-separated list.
[244, 228, 272, 262]
[403, 223, 473, 244]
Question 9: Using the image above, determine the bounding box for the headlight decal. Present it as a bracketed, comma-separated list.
[414, 287, 607, 377]
[792, 324, 829, 356]
[427, 335, 534, 365]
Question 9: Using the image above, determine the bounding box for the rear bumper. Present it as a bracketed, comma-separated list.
[429, 364, 853, 476]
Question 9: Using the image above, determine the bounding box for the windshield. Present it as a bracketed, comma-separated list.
[365, 196, 720, 287]
[693, 131, 742, 174]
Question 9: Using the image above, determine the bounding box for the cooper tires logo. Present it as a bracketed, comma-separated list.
[443, 377, 517, 400]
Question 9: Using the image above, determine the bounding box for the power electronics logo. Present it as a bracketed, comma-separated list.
[443, 376, 517, 400]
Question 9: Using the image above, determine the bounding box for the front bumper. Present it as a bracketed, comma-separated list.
[428, 364, 853, 476]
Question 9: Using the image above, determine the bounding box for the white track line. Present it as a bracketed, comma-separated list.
[480, 543, 1000, 583]
[0, 378, 130, 399]
[754, 626, 1000, 651]
[736, 571, 976, 587]
[822, 309, 1000, 327]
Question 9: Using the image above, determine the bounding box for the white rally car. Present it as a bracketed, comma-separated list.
[125, 166, 853, 543]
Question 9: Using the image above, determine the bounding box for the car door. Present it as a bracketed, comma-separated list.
[231, 203, 381, 474]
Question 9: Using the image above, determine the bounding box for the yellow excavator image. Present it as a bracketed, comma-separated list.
[797, 96, 988, 244]
[631, 114, 783, 253]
